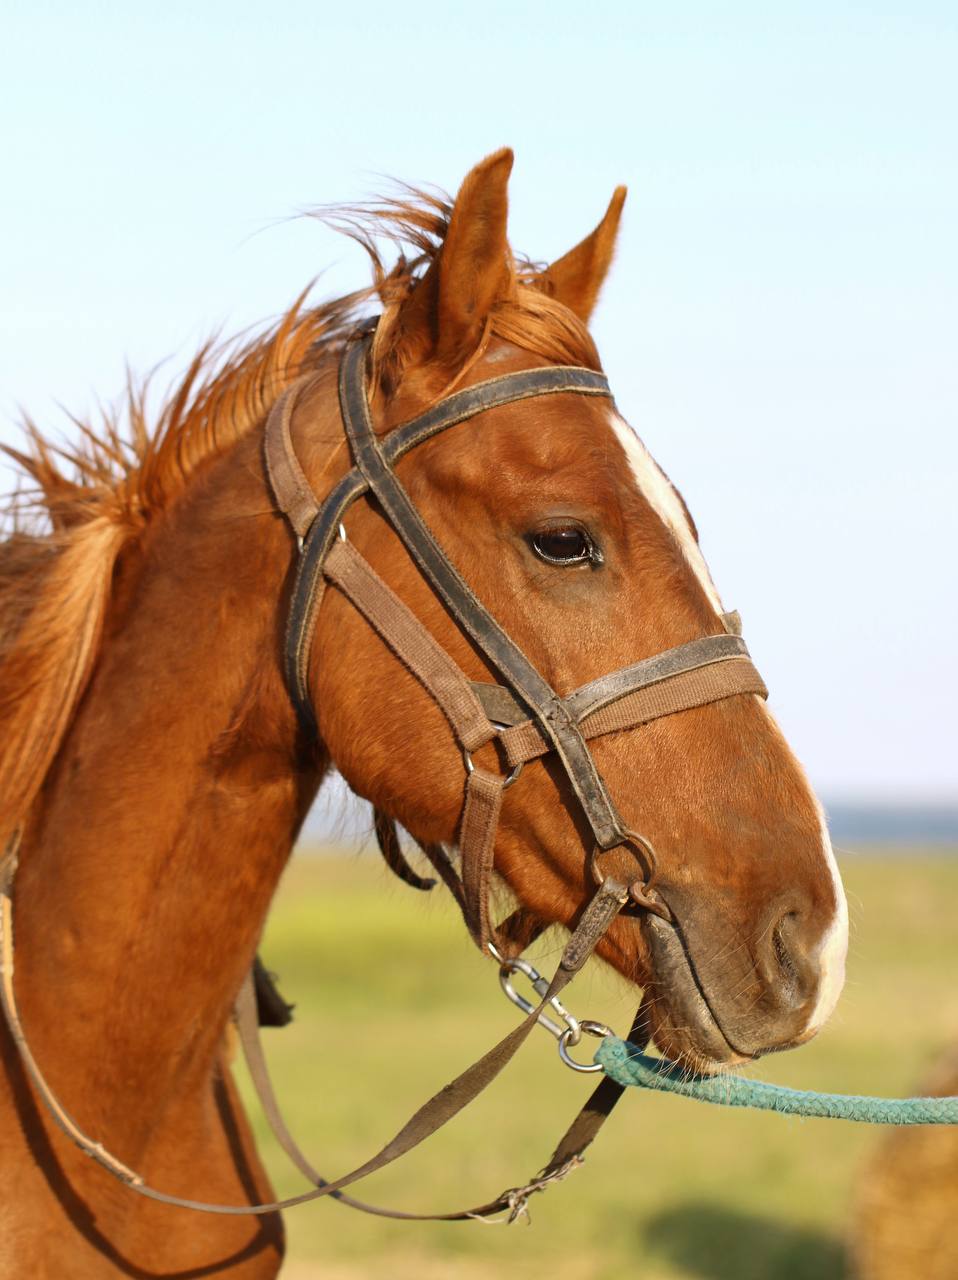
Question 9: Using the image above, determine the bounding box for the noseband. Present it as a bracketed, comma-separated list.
[266, 332, 768, 952]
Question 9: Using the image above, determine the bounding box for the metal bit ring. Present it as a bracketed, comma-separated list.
[590, 831, 671, 922]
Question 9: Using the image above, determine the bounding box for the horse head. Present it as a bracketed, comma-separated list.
[302, 149, 848, 1071]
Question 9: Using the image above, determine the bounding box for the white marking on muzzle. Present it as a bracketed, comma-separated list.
[608, 411, 724, 613]
[805, 804, 849, 1032]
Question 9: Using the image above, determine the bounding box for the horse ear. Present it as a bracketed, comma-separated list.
[389, 149, 514, 373]
[435, 147, 514, 363]
[536, 187, 627, 322]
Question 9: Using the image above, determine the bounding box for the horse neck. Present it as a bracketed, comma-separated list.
[11, 425, 324, 1156]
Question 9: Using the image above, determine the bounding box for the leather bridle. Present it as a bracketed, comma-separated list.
[0, 329, 769, 1222]
[267, 333, 767, 955]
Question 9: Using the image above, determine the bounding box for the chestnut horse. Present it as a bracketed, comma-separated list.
[0, 149, 847, 1277]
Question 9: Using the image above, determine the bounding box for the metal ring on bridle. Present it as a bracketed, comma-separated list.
[558, 1020, 614, 1073]
[462, 747, 523, 790]
[590, 831, 671, 921]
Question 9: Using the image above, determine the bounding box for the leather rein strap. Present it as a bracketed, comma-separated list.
[0, 331, 769, 1221]
[0, 842, 634, 1218]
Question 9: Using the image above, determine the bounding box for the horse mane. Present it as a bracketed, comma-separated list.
[0, 184, 600, 848]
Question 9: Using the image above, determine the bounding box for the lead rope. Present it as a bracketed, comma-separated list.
[594, 1038, 958, 1124]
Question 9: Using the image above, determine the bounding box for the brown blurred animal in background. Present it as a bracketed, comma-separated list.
[851, 1042, 958, 1280]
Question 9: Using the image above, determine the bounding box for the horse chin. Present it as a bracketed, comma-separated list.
[639, 912, 754, 1075]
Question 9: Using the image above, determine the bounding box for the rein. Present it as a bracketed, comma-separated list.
[2, 331, 950, 1226]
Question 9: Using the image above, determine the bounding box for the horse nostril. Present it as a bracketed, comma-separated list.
[761, 906, 818, 1011]
[771, 913, 800, 992]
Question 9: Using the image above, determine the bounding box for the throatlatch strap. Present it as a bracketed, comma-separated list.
[372, 810, 437, 893]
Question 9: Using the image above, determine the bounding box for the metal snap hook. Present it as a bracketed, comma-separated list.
[491, 951, 620, 1074]
[496, 956, 579, 1041]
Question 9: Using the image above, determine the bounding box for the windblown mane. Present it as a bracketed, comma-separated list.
[0, 185, 599, 848]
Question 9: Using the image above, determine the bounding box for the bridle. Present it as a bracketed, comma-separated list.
[0, 328, 769, 1222]
[268, 333, 767, 954]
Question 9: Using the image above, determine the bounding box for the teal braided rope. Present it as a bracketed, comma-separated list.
[595, 1037, 958, 1124]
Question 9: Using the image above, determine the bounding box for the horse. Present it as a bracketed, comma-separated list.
[0, 148, 848, 1277]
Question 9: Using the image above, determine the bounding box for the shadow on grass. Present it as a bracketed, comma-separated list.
[643, 1201, 847, 1280]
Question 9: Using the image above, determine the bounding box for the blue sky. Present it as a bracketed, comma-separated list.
[2, 3, 956, 801]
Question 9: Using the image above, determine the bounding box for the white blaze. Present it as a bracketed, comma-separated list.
[608, 408, 849, 1030]
[608, 410, 724, 613]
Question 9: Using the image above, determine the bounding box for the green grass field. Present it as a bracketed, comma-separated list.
[235, 849, 958, 1280]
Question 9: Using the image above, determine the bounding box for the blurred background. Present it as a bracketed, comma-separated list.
[3, 3, 956, 1276]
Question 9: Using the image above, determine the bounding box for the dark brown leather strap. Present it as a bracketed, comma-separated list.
[281, 469, 368, 731]
[537, 1000, 652, 1181]
[372, 810, 437, 893]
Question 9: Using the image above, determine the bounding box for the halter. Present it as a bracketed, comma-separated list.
[0, 330, 770, 1222]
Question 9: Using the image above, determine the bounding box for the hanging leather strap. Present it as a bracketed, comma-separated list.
[372, 810, 437, 894]
[0, 856, 628, 1217]
[233, 974, 650, 1224]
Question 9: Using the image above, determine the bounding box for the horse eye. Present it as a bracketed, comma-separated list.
[531, 526, 597, 566]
